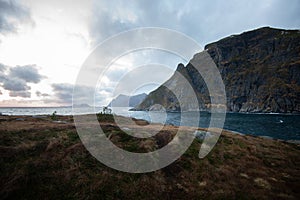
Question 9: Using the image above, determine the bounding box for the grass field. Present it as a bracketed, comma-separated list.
[1, 114, 299, 199]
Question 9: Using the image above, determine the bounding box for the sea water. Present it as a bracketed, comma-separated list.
[0, 107, 299, 141]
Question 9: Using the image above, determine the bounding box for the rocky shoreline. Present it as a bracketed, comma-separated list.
[129, 107, 300, 114]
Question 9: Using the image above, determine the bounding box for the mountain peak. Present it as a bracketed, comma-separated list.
[108, 93, 147, 107]
[135, 27, 300, 113]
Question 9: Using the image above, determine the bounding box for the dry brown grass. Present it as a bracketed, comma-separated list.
[0, 114, 299, 199]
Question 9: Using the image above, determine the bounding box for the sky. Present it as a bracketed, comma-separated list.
[0, 0, 299, 107]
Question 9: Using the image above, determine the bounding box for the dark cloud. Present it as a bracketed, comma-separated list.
[36, 91, 49, 97]
[51, 83, 73, 104]
[0, 63, 7, 71]
[10, 65, 45, 83]
[0, 89, 2, 95]
[51, 83, 95, 105]
[9, 90, 31, 98]
[0, 63, 7, 82]
[0, 72, 6, 82]
[2, 77, 30, 91]
[0, 0, 33, 34]
[0, 63, 45, 98]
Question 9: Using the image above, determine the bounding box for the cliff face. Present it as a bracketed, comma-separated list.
[135, 27, 300, 113]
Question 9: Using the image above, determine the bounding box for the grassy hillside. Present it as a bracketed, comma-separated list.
[1, 114, 300, 199]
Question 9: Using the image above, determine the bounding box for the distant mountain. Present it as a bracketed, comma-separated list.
[72, 103, 91, 108]
[108, 93, 147, 107]
[135, 27, 300, 113]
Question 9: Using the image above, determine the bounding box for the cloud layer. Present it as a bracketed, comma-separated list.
[10, 65, 44, 83]
[0, 0, 33, 34]
[51, 83, 95, 105]
[0, 64, 45, 98]
[89, 0, 300, 46]
[1, 0, 300, 106]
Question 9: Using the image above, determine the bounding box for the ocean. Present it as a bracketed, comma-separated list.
[1, 107, 299, 141]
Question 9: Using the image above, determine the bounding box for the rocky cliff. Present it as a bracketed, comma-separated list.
[135, 27, 300, 113]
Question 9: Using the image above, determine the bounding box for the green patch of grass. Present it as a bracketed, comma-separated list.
[66, 131, 79, 142]
[96, 113, 115, 122]
[206, 153, 222, 166]
[123, 142, 140, 152]
[223, 153, 234, 160]
[221, 137, 234, 145]
[117, 130, 134, 142]
[184, 140, 202, 158]
[30, 130, 59, 141]
[236, 140, 247, 149]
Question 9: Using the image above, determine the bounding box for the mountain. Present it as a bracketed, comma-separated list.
[108, 93, 147, 107]
[135, 27, 300, 113]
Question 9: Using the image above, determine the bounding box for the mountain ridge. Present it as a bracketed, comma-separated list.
[135, 27, 300, 113]
[108, 93, 147, 107]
